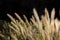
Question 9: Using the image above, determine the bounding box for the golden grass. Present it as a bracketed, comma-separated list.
[0, 8, 60, 40]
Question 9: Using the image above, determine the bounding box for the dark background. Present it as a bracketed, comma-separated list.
[0, 0, 60, 21]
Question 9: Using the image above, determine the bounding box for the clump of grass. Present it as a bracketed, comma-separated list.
[0, 8, 60, 40]
[7, 8, 60, 40]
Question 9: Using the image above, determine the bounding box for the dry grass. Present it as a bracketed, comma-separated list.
[0, 8, 60, 40]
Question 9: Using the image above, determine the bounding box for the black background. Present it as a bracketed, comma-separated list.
[0, 0, 60, 21]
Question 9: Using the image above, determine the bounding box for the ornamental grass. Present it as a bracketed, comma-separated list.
[0, 8, 60, 40]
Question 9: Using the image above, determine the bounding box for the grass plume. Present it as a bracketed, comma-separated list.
[0, 8, 60, 40]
